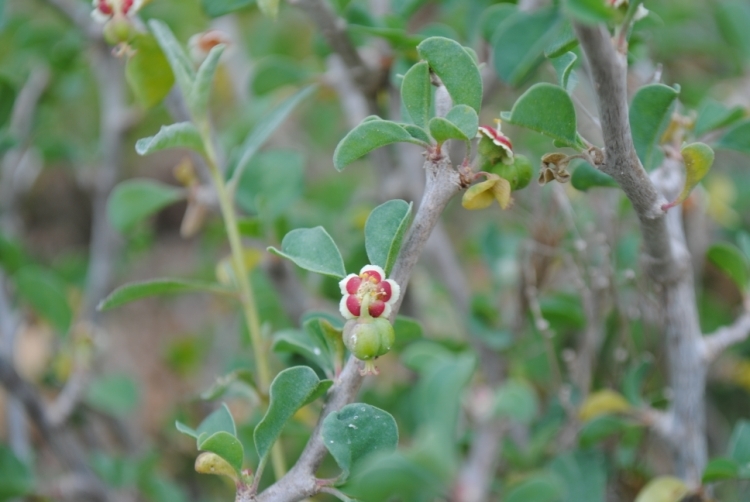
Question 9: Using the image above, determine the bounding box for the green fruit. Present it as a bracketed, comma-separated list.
[103, 15, 136, 45]
[343, 317, 395, 361]
[489, 154, 533, 190]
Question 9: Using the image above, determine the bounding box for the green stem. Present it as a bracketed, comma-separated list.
[200, 126, 286, 479]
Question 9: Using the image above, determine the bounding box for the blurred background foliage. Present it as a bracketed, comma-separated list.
[0, 0, 749, 500]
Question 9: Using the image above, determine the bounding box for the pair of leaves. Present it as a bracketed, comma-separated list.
[334, 36, 482, 170]
[269, 199, 412, 279]
[176, 404, 245, 475]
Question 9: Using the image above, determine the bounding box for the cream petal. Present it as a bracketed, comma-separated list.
[339, 273, 357, 296]
[339, 295, 355, 319]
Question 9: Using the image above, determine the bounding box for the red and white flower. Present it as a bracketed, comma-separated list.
[91, 0, 143, 23]
[477, 121, 514, 166]
[339, 265, 400, 320]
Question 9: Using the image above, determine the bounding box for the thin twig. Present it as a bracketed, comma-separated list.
[701, 312, 750, 363]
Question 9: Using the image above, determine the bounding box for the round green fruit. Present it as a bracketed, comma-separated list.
[342, 317, 395, 361]
[490, 154, 533, 190]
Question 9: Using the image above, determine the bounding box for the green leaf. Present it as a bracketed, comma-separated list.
[175, 421, 198, 439]
[505, 475, 562, 502]
[0, 76, 16, 128]
[401, 61, 431, 129]
[235, 149, 304, 219]
[571, 161, 618, 191]
[148, 20, 195, 97]
[480, 3, 516, 42]
[694, 99, 745, 136]
[621, 356, 653, 406]
[399, 124, 431, 144]
[98, 278, 233, 311]
[707, 242, 749, 293]
[257, 0, 279, 18]
[349, 25, 425, 50]
[634, 476, 689, 502]
[198, 431, 244, 474]
[201, 0, 255, 17]
[254, 366, 330, 461]
[662, 142, 714, 210]
[230, 85, 316, 184]
[550, 449, 606, 502]
[322, 403, 399, 480]
[189, 44, 225, 121]
[107, 179, 185, 233]
[716, 120, 750, 154]
[13, 266, 71, 333]
[268, 226, 346, 278]
[728, 420, 750, 464]
[251, 56, 311, 96]
[494, 379, 539, 424]
[86, 373, 139, 415]
[125, 34, 175, 109]
[629, 84, 679, 170]
[578, 389, 631, 421]
[544, 20, 578, 58]
[0, 445, 33, 499]
[392, 316, 423, 351]
[579, 415, 631, 448]
[272, 329, 334, 375]
[333, 118, 425, 171]
[550, 51, 577, 93]
[502, 83, 577, 147]
[491, 7, 561, 86]
[135, 123, 205, 156]
[702, 457, 740, 483]
[365, 200, 412, 276]
[197, 403, 237, 445]
[563, 0, 616, 24]
[429, 105, 478, 143]
[417, 37, 482, 113]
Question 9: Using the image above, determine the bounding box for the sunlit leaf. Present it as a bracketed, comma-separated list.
[417, 37, 482, 113]
[634, 476, 689, 502]
[462, 175, 512, 210]
[126, 34, 174, 109]
[194, 452, 239, 481]
[268, 226, 346, 278]
[578, 389, 631, 421]
[662, 142, 713, 211]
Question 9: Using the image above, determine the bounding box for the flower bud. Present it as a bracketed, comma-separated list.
[103, 14, 136, 45]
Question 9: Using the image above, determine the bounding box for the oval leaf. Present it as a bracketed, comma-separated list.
[694, 99, 745, 136]
[417, 37, 482, 113]
[492, 7, 561, 86]
[251, 56, 311, 96]
[494, 379, 539, 424]
[716, 119, 750, 154]
[550, 51, 578, 92]
[254, 366, 331, 461]
[401, 60, 431, 129]
[702, 457, 740, 483]
[707, 242, 749, 293]
[194, 452, 239, 481]
[98, 278, 233, 311]
[135, 122, 205, 156]
[564, 0, 617, 24]
[268, 226, 346, 278]
[365, 199, 412, 276]
[13, 266, 71, 333]
[333, 119, 424, 171]
[579, 415, 632, 448]
[729, 420, 750, 464]
[505, 475, 562, 502]
[446, 104, 479, 140]
[148, 19, 195, 96]
[321, 403, 398, 480]
[578, 389, 631, 421]
[502, 83, 577, 147]
[125, 34, 175, 109]
[634, 476, 689, 502]
[629, 84, 679, 170]
[197, 403, 237, 444]
[272, 329, 334, 376]
[662, 142, 714, 210]
[198, 431, 244, 474]
[107, 179, 185, 233]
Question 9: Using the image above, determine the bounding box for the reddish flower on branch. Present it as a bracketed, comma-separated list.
[339, 265, 400, 320]
[477, 121, 514, 166]
[91, 0, 143, 22]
